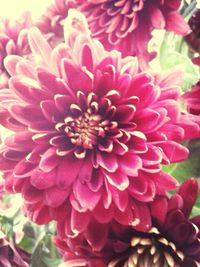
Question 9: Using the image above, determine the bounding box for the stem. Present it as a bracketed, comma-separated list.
[182, 0, 197, 18]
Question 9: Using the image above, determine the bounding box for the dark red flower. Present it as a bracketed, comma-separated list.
[185, 9, 200, 53]
[0, 230, 30, 267]
[55, 178, 200, 267]
[182, 81, 200, 116]
[76, 0, 191, 66]
[182, 59, 200, 116]
[0, 17, 198, 232]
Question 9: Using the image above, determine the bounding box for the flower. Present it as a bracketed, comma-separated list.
[182, 81, 200, 115]
[77, 0, 191, 66]
[185, 9, 200, 53]
[36, 0, 75, 43]
[0, 12, 198, 232]
[0, 230, 30, 267]
[0, 12, 32, 88]
[182, 59, 200, 116]
[55, 178, 200, 267]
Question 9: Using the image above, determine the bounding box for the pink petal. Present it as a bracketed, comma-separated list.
[28, 27, 52, 66]
[118, 153, 142, 176]
[85, 220, 108, 251]
[56, 156, 84, 189]
[45, 187, 69, 208]
[165, 11, 191, 36]
[14, 159, 36, 178]
[104, 169, 129, 191]
[30, 169, 56, 189]
[70, 209, 90, 234]
[159, 141, 189, 164]
[4, 55, 22, 76]
[96, 151, 118, 173]
[39, 147, 60, 172]
[150, 196, 168, 224]
[153, 171, 178, 194]
[73, 179, 101, 210]
[178, 178, 199, 218]
[150, 6, 165, 29]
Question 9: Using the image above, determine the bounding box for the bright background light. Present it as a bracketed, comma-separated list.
[0, 0, 52, 20]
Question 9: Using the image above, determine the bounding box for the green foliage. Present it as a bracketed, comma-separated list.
[150, 33, 200, 91]
[163, 154, 200, 217]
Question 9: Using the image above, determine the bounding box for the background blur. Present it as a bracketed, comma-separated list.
[0, 0, 52, 19]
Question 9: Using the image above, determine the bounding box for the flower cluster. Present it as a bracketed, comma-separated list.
[55, 178, 200, 267]
[0, 0, 199, 266]
[76, 0, 191, 66]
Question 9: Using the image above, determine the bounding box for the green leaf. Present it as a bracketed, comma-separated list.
[151, 32, 200, 91]
[163, 155, 200, 217]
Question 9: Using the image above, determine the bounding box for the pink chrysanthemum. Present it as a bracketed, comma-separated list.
[55, 178, 200, 267]
[0, 12, 32, 88]
[0, 13, 199, 232]
[36, 0, 75, 42]
[77, 0, 191, 66]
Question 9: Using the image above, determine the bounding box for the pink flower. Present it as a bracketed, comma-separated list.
[0, 14, 198, 232]
[36, 0, 75, 42]
[55, 178, 200, 267]
[77, 0, 191, 66]
[0, 12, 32, 88]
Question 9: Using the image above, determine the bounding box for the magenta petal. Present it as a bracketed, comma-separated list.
[165, 11, 191, 36]
[150, 196, 168, 224]
[14, 159, 36, 178]
[131, 201, 151, 231]
[129, 176, 155, 202]
[70, 209, 90, 234]
[81, 43, 94, 72]
[93, 202, 115, 223]
[40, 100, 60, 122]
[56, 157, 83, 189]
[110, 187, 128, 212]
[61, 58, 92, 93]
[96, 151, 118, 173]
[45, 187, 69, 208]
[159, 141, 189, 164]
[150, 6, 165, 29]
[30, 169, 56, 189]
[73, 179, 101, 210]
[39, 147, 59, 172]
[25, 203, 51, 225]
[154, 171, 178, 194]
[118, 154, 142, 176]
[22, 180, 43, 203]
[85, 220, 108, 251]
[178, 178, 199, 218]
[104, 169, 129, 191]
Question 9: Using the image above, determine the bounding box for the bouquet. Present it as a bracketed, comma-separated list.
[0, 1, 200, 266]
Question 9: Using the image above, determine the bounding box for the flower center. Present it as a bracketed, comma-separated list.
[108, 228, 184, 267]
[65, 112, 106, 150]
[55, 90, 120, 159]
